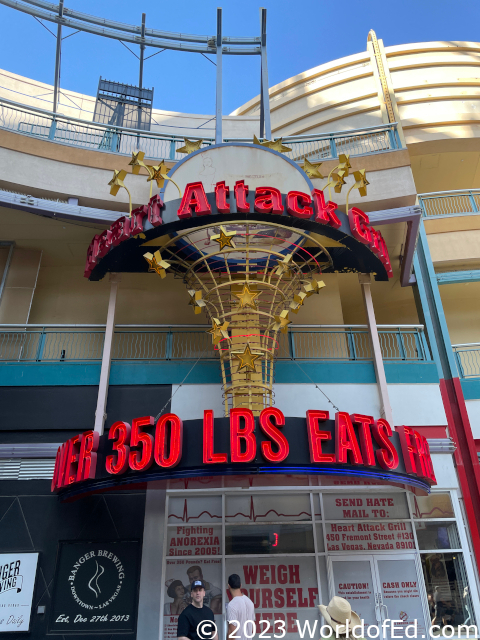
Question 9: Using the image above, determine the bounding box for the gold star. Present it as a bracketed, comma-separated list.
[108, 169, 128, 196]
[233, 284, 260, 309]
[177, 138, 203, 154]
[302, 157, 324, 179]
[211, 226, 236, 250]
[275, 253, 294, 276]
[207, 318, 230, 346]
[303, 279, 326, 297]
[129, 150, 147, 175]
[233, 343, 262, 373]
[338, 153, 352, 177]
[253, 135, 292, 153]
[331, 171, 347, 193]
[143, 250, 171, 279]
[289, 291, 308, 314]
[273, 309, 292, 334]
[353, 169, 370, 197]
[147, 162, 169, 188]
[187, 289, 206, 315]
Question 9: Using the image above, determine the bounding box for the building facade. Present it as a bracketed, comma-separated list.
[0, 18, 480, 640]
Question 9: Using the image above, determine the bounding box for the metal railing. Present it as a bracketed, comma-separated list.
[453, 343, 480, 378]
[0, 324, 430, 363]
[418, 190, 480, 218]
[0, 97, 402, 164]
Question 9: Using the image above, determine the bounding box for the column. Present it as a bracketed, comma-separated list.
[94, 273, 120, 435]
[358, 273, 393, 424]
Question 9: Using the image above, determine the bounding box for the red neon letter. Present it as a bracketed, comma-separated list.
[423, 437, 437, 484]
[130, 205, 148, 236]
[215, 181, 230, 213]
[372, 419, 399, 470]
[64, 435, 80, 485]
[154, 413, 183, 468]
[234, 180, 250, 213]
[148, 194, 164, 227]
[177, 182, 211, 219]
[286, 191, 313, 219]
[352, 414, 375, 466]
[306, 410, 335, 463]
[254, 187, 283, 215]
[348, 207, 371, 245]
[76, 431, 99, 482]
[413, 430, 431, 480]
[203, 410, 228, 464]
[396, 426, 419, 475]
[259, 408, 289, 462]
[335, 412, 363, 465]
[230, 408, 256, 463]
[129, 416, 154, 472]
[51, 442, 70, 492]
[106, 421, 131, 475]
[311, 189, 341, 228]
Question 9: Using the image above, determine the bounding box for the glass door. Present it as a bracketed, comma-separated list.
[329, 555, 429, 639]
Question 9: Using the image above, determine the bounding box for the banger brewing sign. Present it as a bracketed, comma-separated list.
[49, 541, 141, 634]
[0, 553, 38, 634]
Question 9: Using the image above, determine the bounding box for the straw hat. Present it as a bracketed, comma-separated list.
[318, 596, 362, 634]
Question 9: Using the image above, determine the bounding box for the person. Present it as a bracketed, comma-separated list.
[226, 574, 255, 640]
[318, 596, 364, 639]
[184, 566, 222, 614]
[165, 579, 188, 615]
[432, 586, 447, 628]
[177, 579, 218, 640]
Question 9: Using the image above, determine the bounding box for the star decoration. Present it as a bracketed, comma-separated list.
[303, 279, 326, 297]
[108, 169, 128, 196]
[273, 309, 292, 334]
[147, 162, 170, 188]
[233, 284, 260, 309]
[331, 171, 347, 193]
[129, 150, 147, 175]
[302, 157, 324, 179]
[233, 343, 262, 373]
[143, 250, 171, 279]
[353, 169, 370, 197]
[338, 153, 352, 177]
[290, 291, 308, 314]
[177, 138, 203, 154]
[207, 318, 230, 346]
[211, 226, 236, 250]
[253, 135, 292, 153]
[275, 253, 294, 276]
[187, 289, 206, 315]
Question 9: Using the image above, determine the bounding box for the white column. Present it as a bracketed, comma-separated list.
[358, 273, 393, 424]
[94, 273, 120, 435]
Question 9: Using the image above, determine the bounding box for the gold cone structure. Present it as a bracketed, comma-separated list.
[155, 221, 332, 415]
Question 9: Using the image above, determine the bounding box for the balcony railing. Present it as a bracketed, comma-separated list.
[418, 190, 480, 218]
[453, 343, 480, 378]
[0, 98, 402, 164]
[0, 324, 430, 364]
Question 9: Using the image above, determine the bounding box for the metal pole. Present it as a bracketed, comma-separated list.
[259, 64, 264, 139]
[260, 7, 271, 140]
[94, 273, 120, 435]
[52, 0, 64, 113]
[137, 12, 146, 137]
[358, 273, 393, 424]
[215, 7, 222, 144]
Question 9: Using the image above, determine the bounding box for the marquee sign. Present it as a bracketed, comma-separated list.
[51, 409, 436, 499]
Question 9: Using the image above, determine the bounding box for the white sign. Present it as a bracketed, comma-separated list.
[323, 493, 409, 520]
[0, 553, 38, 633]
[325, 522, 414, 552]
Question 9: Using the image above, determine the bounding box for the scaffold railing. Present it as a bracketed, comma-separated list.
[0, 97, 402, 164]
[452, 343, 480, 378]
[0, 324, 430, 363]
[418, 190, 480, 218]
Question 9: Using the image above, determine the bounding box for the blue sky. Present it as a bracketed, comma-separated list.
[0, 0, 479, 122]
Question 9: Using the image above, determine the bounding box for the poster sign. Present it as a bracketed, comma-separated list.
[225, 557, 319, 639]
[0, 553, 38, 633]
[323, 493, 410, 520]
[163, 558, 222, 640]
[49, 541, 141, 634]
[325, 522, 414, 552]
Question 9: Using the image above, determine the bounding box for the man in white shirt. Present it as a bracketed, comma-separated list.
[226, 574, 255, 640]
